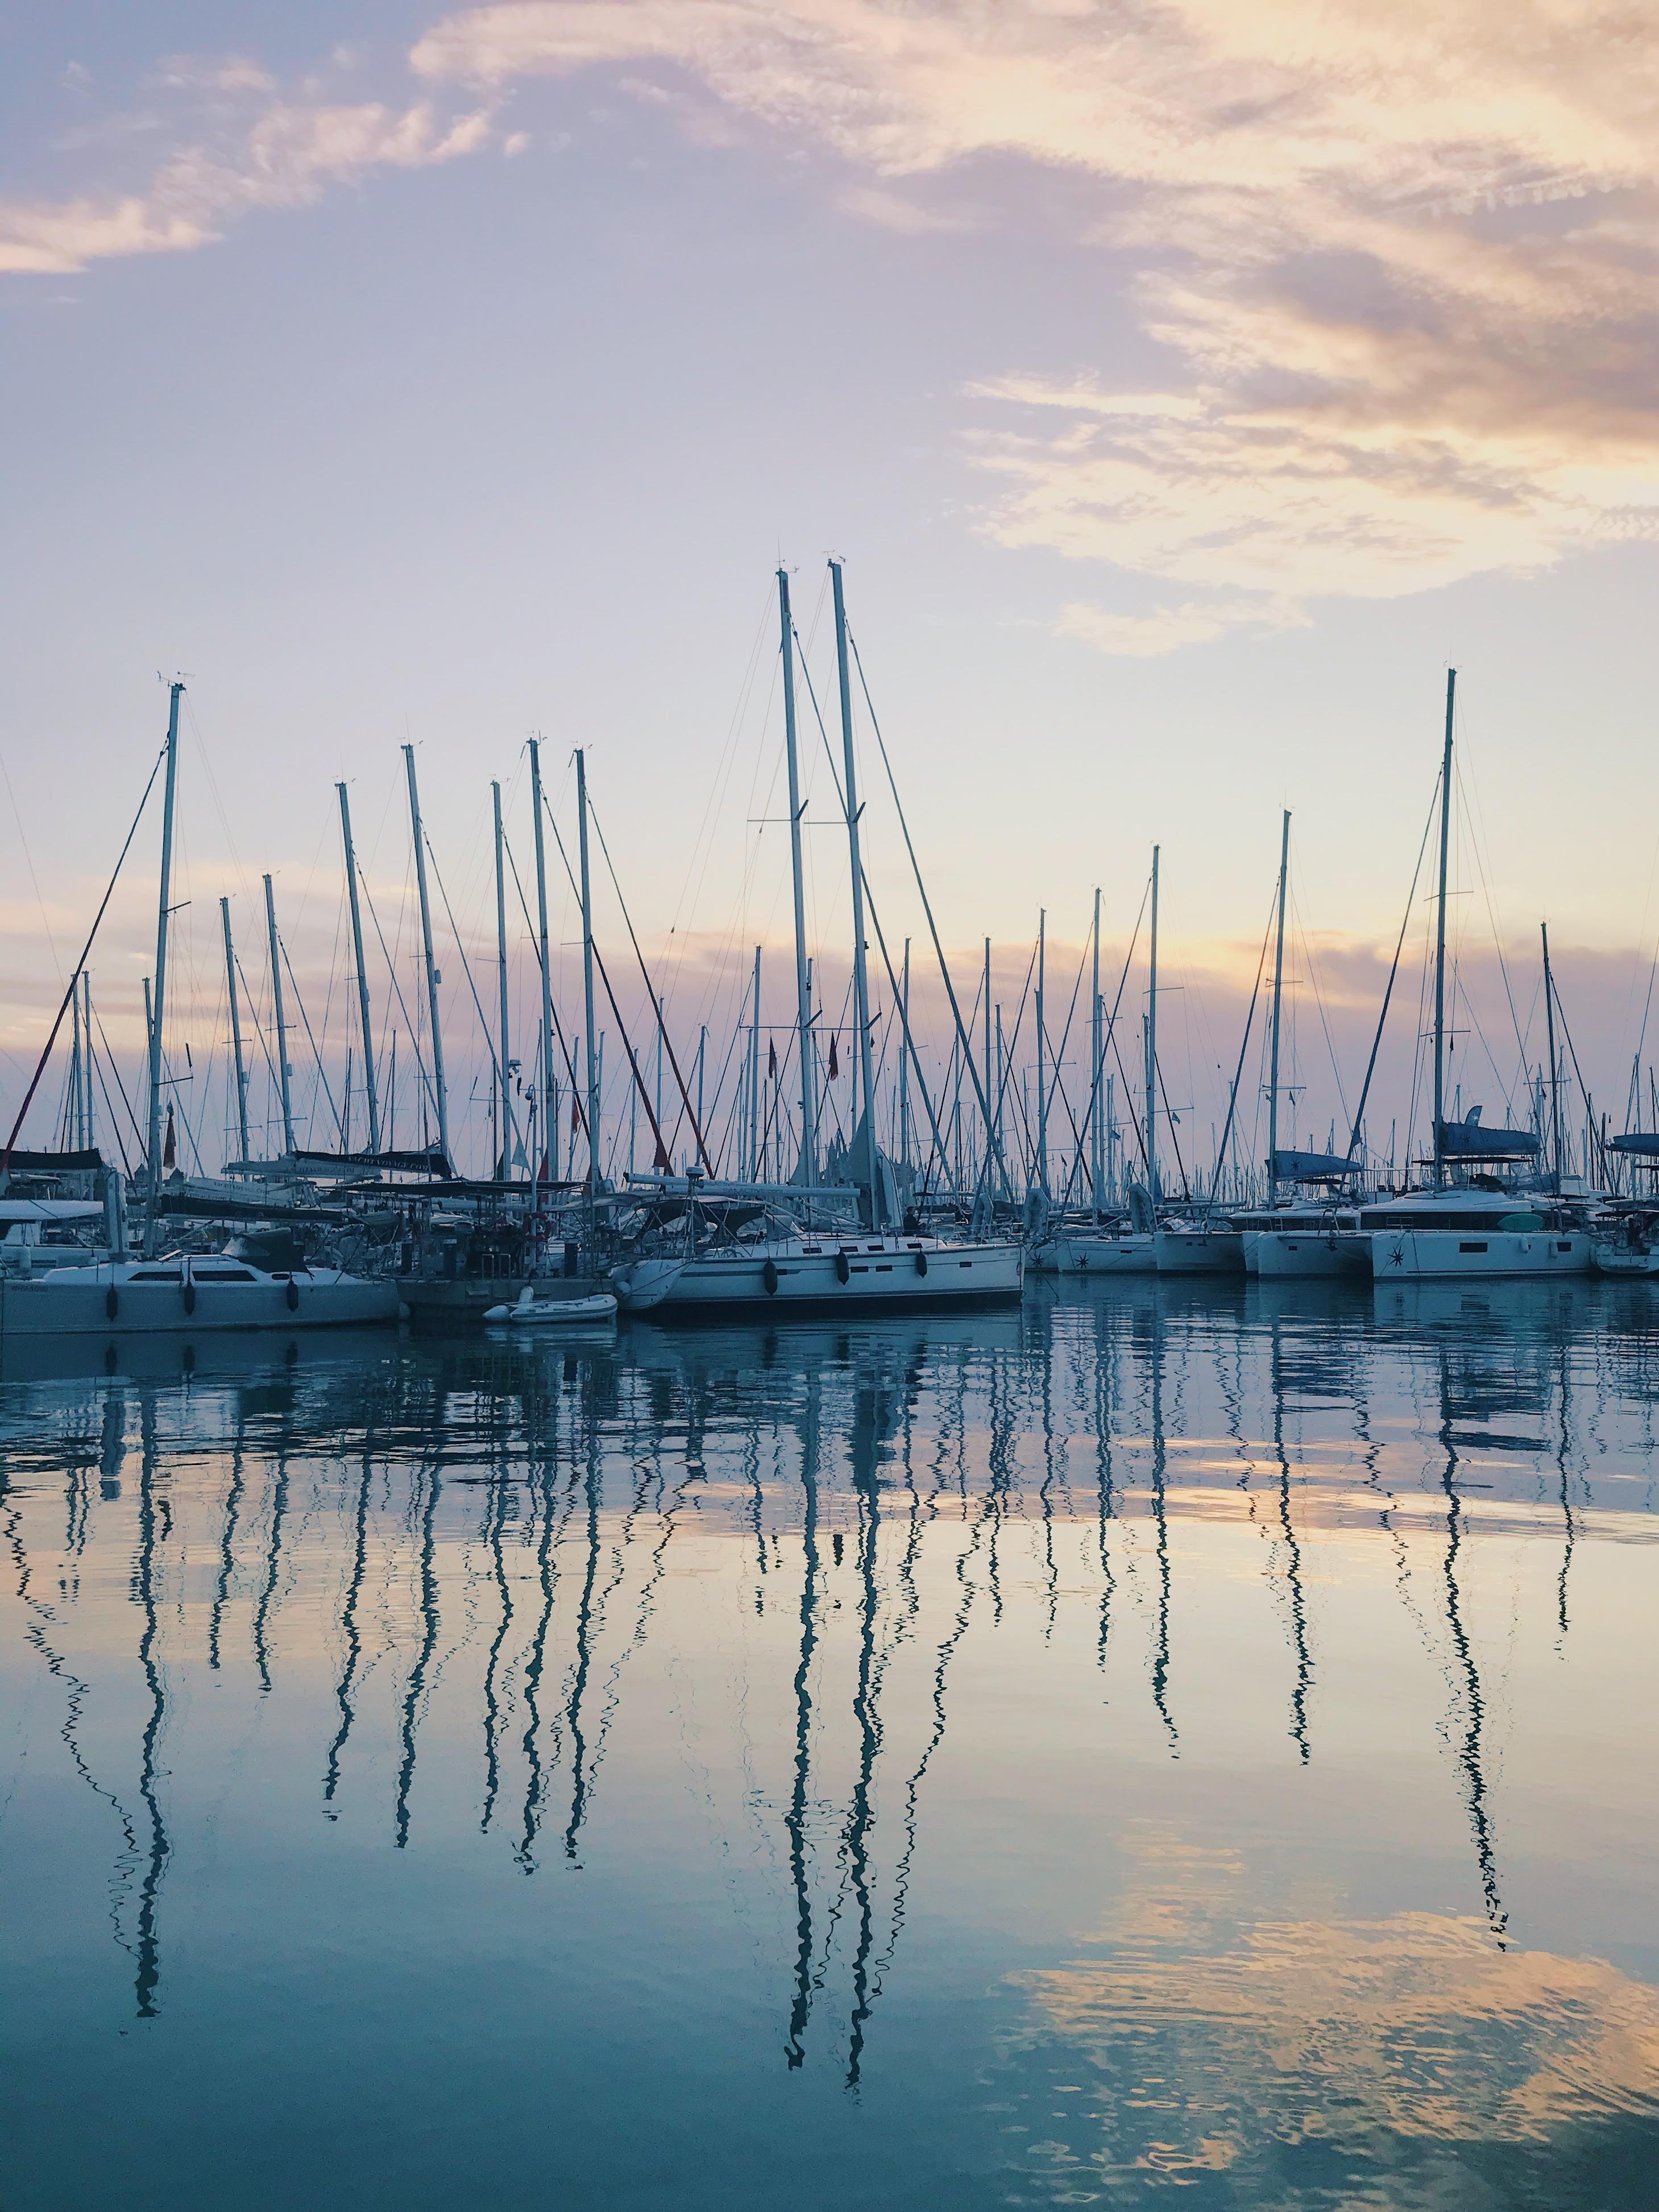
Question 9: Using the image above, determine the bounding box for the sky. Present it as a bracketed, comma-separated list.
[3, 1, 1659, 1172]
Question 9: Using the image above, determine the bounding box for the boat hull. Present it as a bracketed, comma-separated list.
[0, 1267, 399, 1337]
[1032, 1233, 1158, 1276]
[1370, 1229, 1594, 1281]
[1591, 1244, 1659, 1277]
[655, 1238, 1023, 1314]
[1154, 1229, 1246, 1275]
[1245, 1230, 1371, 1280]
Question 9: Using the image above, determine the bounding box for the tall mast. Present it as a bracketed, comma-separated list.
[220, 897, 251, 1164]
[81, 976, 95, 1153]
[575, 748, 602, 1198]
[1145, 845, 1160, 1201]
[749, 945, 762, 1183]
[830, 559, 882, 1226]
[264, 873, 296, 1158]
[898, 938, 911, 1169]
[528, 740, 559, 1182]
[142, 681, 183, 1254]
[1036, 908, 1048, 1196]
[492, 779, 517, 1178]
[70, 978, 84, 1150]
[778, 568, 817, 1189]
[1542, 921, 1562, 1190]
[403, 745, 449, 1165]
[1432, 669, 1457, 1189]
[1267, 809, 1291, 1206]
[1090, 890, 1103, 1211]
[337, 782, 380, 1154]
[984, 937, 993, 1191]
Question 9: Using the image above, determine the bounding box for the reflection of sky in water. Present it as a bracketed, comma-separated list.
[1003, 1829, 1659, 2204]
[3, 1280, 1659, 2208]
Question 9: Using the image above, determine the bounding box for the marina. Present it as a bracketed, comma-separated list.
[10, 7, 1659, 2198]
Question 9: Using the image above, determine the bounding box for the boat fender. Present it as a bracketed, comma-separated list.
[763, 1259, 779, 1296]
[914, 1249, 928, 1277]
[285, 1279, 300, 1312]
[105, 1286, 119, 1321]
[183, 1281, 196, 1317]
[835, 1251, 851, 1285]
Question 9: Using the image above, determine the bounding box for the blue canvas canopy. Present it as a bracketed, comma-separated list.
[1271, 1149, 1359, 1182]
[1609, 1132, 1659, 1160]
[1436, 1111, 1538, 1161]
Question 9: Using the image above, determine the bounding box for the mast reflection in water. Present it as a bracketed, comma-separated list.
[5, 1279, 1659, 2211]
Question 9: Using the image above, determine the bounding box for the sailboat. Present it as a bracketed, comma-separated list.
[623, 563, 1022, 1317]
[1366, 674, 1591, 1283]
[3, 684, 398, 1339]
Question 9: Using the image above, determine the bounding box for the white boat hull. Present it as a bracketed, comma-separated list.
[1154, 1229, 1246, 1275]
[0, 1263, 399, 1337]
[1031, 1232, 1158, 1276]
[1246, 1230, 1371, 1280]
[608, 1258, 688, 1312]
[1591, 1243, 1659, 1277]
[1370, 1229, 1594, 1281]
[656, 1235, 1023, 1313]
[486, 1292, 617, 1325]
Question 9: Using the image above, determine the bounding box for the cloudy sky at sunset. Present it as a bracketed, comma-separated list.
[5, 2, 1658, 1159]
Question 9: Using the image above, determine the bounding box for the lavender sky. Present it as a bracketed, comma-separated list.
[4, 2, 1658, 1167]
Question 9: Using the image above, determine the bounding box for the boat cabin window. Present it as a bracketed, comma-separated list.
[129, 1268, 183, 1283]
[1459, 1242, 1488, 1254]
[192, 1268, 258, 1283]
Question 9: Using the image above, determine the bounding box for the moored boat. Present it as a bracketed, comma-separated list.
[0, 1254, 399, 1336]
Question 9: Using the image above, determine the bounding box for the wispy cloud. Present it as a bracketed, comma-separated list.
[0, 57, 499, 276]
[12, 3, 1659, 649]
[411, 0, 1659, 647]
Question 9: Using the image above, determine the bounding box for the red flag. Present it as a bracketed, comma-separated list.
[828, 1036, 840, 1080]
[767, 1038, 777, 1077]
[571, 1095, 580, 1131]
[537, 1149, 550, 1182]
[162, 1103, 176, 1171]
[654, 1138, 671, 1169]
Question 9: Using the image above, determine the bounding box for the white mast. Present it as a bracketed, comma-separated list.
[1432, 669, 1456, 1189]
[492, 778, 517, 1178]
[1036, 908, 1048, 1196]
[529, 738, 559, 1183]
[1090, 889, 1104, 1213]
[1267, 809, 1291, 1206]
[575, 747, 602, 1198]
[142, 680, 182, 1255]
[778, 568, 817, 1189]
[81, 976, 95, 1153]
[337, 782, 380, 1155]
[220, 896, 251, 1164]
[264, 872, 296, 1159]
[1144, 845, 1160, 1201]
[830, 559, 882, 1226]
[402, 745, 449, 1165]
[749, 944, 762, 1183]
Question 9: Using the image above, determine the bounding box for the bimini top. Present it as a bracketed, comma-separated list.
[1272, 1148, 1359, 1183]
[1608, 1132, 1659, 1160]
[1436, 1109, 1539, 1161]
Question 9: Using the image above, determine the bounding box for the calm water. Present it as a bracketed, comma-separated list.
[6, 1277, 1659, 2211]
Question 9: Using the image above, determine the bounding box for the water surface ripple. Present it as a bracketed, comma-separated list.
[5, 1277, 1659, 2209]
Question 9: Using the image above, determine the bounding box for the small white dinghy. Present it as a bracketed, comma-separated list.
[483, 1286, 618, 1326]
